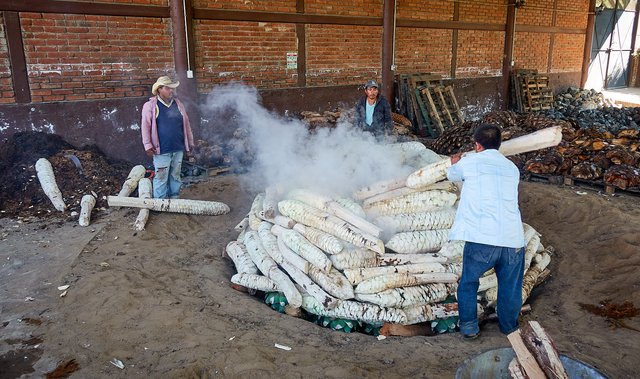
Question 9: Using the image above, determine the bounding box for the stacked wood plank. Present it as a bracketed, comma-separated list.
[225, 141, 552, 332]
[511, 69, 554, 112]
[396, 73, 464, 137]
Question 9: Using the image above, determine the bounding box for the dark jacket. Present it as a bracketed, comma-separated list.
[354, 95, 393, 136]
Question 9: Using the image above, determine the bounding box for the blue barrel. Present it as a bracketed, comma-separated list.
[455, 347, 608, 379]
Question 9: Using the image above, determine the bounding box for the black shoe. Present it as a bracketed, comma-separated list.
[462, 332, 479, 340]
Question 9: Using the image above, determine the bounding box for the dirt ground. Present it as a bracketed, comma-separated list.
[1, 174, 639, 378]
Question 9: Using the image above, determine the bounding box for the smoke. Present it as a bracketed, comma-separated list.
[202, 83, 415, 196]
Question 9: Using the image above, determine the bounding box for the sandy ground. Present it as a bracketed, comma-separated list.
[1, 174, 639, 378]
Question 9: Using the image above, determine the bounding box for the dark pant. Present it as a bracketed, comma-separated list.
[457, 241, 525, 335]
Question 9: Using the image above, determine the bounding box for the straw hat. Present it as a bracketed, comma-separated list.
[152, 76, 180, 95]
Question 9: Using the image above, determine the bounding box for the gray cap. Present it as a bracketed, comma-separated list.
[364, 80, 379, 89]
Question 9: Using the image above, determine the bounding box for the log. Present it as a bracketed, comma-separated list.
[521, 321, 569, 379]
[507, 329, 546, 379]
[353, 176, 408, 200]
[35, 158, 67, 212]
[78, 194, 96, 227]
[133, 178, 152, 231]
[406, 126, 563, 188]
[508, 358, 528, 379]
[261, 185, 279, 219]
[117, 165, 146, 197]
[379, 322, 431, 337]
[107, 196, 230, 215]
[377, 253, 447, 266]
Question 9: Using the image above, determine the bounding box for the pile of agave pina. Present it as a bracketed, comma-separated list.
[226, 141, 552, 328]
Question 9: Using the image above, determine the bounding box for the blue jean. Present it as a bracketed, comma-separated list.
[457, 241, 525, 336]
[153, 151, 183, 199]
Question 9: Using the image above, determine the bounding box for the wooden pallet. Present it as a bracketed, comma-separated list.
[396, 73, 443, 137]
[419, 85, 465, 135]
[510, 69, 554, 112]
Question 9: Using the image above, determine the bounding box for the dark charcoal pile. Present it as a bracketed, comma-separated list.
[430, 111, 640, 190]
[543, 88, 640, 133]
[0, 132, 132, 220]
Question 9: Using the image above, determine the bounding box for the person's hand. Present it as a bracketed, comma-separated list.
[145, 148, 155, 157]
[186, 151, 195, 163]
[450, 152, 463, 164]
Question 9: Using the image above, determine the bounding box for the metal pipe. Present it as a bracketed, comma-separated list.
[502, 0, 516, 110]
[382, 0, 395, 104]
[580, 0, 596, 89]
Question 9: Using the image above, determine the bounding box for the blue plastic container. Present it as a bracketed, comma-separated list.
[455, 347, 608, 379]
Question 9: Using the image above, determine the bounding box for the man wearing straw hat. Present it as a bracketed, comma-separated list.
[141, 76, 194, 199]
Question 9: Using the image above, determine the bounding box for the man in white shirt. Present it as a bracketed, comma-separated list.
[446, 123, 525, 340]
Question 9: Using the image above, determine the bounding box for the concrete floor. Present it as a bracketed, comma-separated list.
[601, 87, 640, 107]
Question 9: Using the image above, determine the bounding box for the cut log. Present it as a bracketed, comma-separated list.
[271, 224, 332, 272]
[288, 189, 383, 237]
[300, 292, 407, 324]
[362, 181, 458, 208]
[402, 302, 459, 325]
[78, 194, 96, 227]
[107, 196, 230, 215]
[243, 231, 302, 308]
[249, 193, 264, 230]
[386, 229, 450, 254]
[261, 185, 279, 219]
[133, 178, 152, 231]
[377, 253, 447, 266]
[353, 176, 408, 200]
[35, 158, 67, 212]
[276, 236, 311, 274]
[365, 190, 458, 217]
[234, 217, 249, 232]
[231, 273, 279, 292]
[374, 208, 456, 234]
[225, 241, 258, 275]
[355, 283, 450, 308]
[329, 247, 378, 270]
[343, 263, 446, 285]
[406, 126, 563, 188]
[508, 358, 528, 379]
[117, 165, 146, 197]
[507, 329, 546, 379]
[292, 223, 344, 255]
[521, 321, 569, 379]
[279, 200, 384, 255]
[355, 272, 458, 294]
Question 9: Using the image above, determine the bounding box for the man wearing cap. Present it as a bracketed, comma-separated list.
[141, 76, 194, 199]
[354, 80, 393, 137]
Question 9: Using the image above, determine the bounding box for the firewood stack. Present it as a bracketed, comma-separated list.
[299, 110, 416, 139]
[430, 111, 640, 191]
[225, 142, 552, 332]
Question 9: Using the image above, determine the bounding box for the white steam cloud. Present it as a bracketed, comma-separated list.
[203, 83, 415, 196]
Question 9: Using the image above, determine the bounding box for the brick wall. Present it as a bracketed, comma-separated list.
[517, 0, 553, 26]
[306, 24, 382, 86]
[0, 14, 15, 104]
[194, 20, 297, 91]
[555, 0, 589, 29]
[551, 34, 585, 72]
[397, 0, 453, 21]
[304, 0, 382, 17]
[456, 30, 505, 78]
[513, 32, 551, 72]
[192, 0, 296, 12]
[459, 0, 507, 24]
[21, 12, 175, 102]
[395, 28, 452, 77]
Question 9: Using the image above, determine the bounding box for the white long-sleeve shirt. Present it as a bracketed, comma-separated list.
[446, 149, 525, 248]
